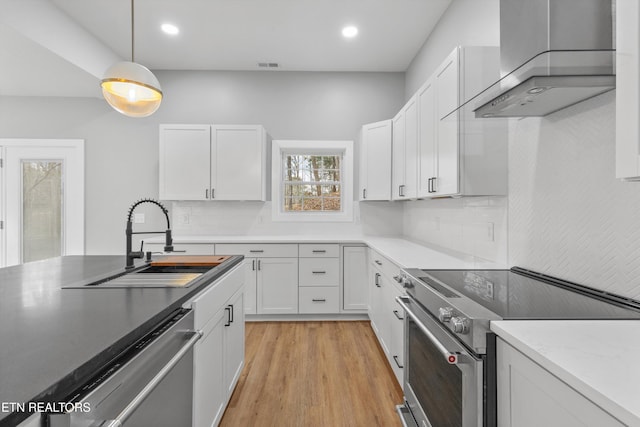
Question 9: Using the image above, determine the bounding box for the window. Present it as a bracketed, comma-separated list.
[272, 140, 353, 222]
[283, 154, 341, 212]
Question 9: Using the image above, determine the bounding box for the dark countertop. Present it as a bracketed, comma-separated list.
[0, 255, 243, 426]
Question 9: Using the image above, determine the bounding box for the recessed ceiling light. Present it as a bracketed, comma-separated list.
[342, 26, 358, 38]
[161, 23, 179, 35]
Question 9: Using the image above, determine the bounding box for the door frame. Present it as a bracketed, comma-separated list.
[0, 139, 85, 267]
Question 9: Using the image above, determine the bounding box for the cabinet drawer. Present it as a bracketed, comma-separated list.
[299, 244, 339, 258]
[146, 242, 215, 255]
[216, 243, 298, 258]
[299, 258, 339, 286]
[299, 287, 339, 314]
[369, 249, 402, 284]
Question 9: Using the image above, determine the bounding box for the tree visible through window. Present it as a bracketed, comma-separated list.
[283, 154, 342, 212]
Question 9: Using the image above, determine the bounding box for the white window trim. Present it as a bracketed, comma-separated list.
[272, 140, 353, 222]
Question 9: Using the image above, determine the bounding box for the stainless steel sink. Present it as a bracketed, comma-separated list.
[99, 272, 203, 288]
[63, 264, 212, 289]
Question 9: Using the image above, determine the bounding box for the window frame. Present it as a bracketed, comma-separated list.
[271, 140, 353, 222]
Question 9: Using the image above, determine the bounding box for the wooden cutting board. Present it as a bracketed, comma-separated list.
[150, 255, 231, 267]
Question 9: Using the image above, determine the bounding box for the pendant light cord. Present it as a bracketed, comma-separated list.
[131, 0, 135, 62]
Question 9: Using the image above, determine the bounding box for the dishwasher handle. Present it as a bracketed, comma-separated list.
[100, 329, 202, 427]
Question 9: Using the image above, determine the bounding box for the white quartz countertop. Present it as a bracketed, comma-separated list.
[155, 235, 504, 269]
[491, 320, 640, 426]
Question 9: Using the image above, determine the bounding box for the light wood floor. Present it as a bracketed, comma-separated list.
[219, 321, 403, 427]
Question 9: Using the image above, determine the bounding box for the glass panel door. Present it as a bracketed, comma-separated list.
[21, 160, 64, 263]
[2, 140, 84, 267]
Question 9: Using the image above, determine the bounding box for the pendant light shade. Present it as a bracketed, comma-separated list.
[101, 0, 162, 117]
[101, 61, 162, 117]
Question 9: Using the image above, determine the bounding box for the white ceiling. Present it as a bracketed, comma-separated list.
[0, 0, 451, 97]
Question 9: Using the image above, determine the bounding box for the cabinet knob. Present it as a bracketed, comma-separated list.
[451, 316, 470, 334]
[438, 307, 454, 323]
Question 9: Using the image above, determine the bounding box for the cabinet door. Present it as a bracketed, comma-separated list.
[370, 268, 390, 355]
[435, 49, 460, 197]
[403, 97, 418, 199]
[392, 110, 406, 201]
[343, 246, 368, 310]
[417, 78, 437, 198]
[393, 97, 418, 200]
[496, 338, 624, 427]
[211, 125, 265, 201]
[224, 290, 245, 398]
[159, 124, 211, 200]
[241, 258, 258, 315]
[360, 120, 392, 201]
[257, 257, 299, 314]
[387, 285, 405, 387]
[616, 0, 640, 180]
[193, 309, 226, 427]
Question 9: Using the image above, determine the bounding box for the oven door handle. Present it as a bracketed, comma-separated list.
[396, 296, 462, 365]
[100, 329, 202, 427]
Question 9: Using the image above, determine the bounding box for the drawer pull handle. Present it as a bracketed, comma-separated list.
[312, 299, 326, 302]
[249, 250, 264, 253]
[312, 271, 327, 274]
[312, 250, 327, 253]
[374, 273, 381, 287]
[375, 260, 382, 266]
[393, 355, 404, 369]
[224, 307, 231, 327]
[393, 310, 404, 320]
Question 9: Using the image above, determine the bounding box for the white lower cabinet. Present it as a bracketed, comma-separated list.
[194, 309, 226, 427]
[369, 262, 389, 354]
[256, 258, 298, 314]
[239, 258, 258, 314]
[189, 265, 245, 427]
[216, 244, 299, 315]
[497, 338, 624, 427]
[387, 285, 405, 386]
[342, 246, 368, 311]
[368, 249, 405, 387]
[224, 290, 245, 397]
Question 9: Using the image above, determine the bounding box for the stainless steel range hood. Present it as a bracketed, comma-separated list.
[473, 0, 615, 118]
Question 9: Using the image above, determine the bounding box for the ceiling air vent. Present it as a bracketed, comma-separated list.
[257, 62, 280, 69]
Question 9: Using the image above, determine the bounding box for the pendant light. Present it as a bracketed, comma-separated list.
[101, 0, 162, 117]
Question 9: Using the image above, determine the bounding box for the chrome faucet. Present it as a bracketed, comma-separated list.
[125, 198, 174, 269]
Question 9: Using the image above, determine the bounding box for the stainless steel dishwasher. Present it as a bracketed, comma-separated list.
[47, 308, 200, 427]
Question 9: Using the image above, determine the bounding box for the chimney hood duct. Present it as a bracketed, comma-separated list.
[473, 0, 615, 118]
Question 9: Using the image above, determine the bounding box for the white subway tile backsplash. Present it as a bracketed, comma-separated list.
[508, 91, 640, 300]
[402, 196, 508, 265]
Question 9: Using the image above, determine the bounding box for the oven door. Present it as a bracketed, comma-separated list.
[396, 296, 483, 427]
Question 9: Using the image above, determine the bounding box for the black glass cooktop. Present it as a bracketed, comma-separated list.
[417, 268, 640, 320]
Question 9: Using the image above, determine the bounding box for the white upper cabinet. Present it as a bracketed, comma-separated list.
[616, 0, 640, 180]
[159, 124, 211, 200]
[392, 96, 418, 200]
[211, 125, 268, 200]
[159, 124, 269, 201]
[359, 119, 392, 201]
[433, 50, 460, 197]
[419, 46, 507, 198]
[417, 78, 436, 198]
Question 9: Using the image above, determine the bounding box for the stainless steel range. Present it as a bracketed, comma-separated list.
[395, 267, 640, 427]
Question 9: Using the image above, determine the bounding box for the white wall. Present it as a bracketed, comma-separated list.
[405, 0, 500, 99]
[0, 70, 405, 254]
